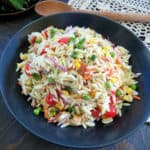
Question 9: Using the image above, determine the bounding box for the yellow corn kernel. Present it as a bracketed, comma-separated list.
[17, 63, 24, 70]
[123, 95, 132, 102]
[110, 78, 116, 83]
[89, 38, 96, 44]
[117, 64, 122, 68]
[55, 101, 64, 110]
[20, 53, 28, 60]
[102, 46, 111, 51]
[62, 90, 69, 96]
[74, 59, 81, 69]
[40, 99, 45, 105]
[124, 86, 133, 94]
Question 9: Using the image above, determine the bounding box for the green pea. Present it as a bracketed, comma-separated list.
[70, 51, 78, 59]
[33, 73, 41, 80]
[91, 54, 97, 61]
[33, 107, 41, 116]
[36, 38, 42, 43]
[74, 38, 86, 49]
[83, 94, 91, 100]
[110, 52, 115, 58]
[48, 77, 55, 83]
[50, 28, 56, 38]
[105, 81, 111, 89]
[129, 84, 137, 90]
[116, 89, 122, 97]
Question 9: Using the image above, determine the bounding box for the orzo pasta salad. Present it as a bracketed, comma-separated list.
[17, 26, 140, 128]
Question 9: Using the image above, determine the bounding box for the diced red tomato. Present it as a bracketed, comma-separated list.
[110, 90, 116, 96]
[91, 107, 101, 118]
[31, 36, 36, 45]
[58, 37, 70, 44]
[45, 93, 57, 106]
[104, 96, 116, 118]
[25, 63, 32, 76]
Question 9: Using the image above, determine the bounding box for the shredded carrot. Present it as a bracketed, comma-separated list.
[133, 95, 141, 100]
[108, 69, 113, 76]
[51, 47, 56, 51]
[83, 74, 92, 80]
[89, 89, 96, 97]
[43, 104, 49, 119]
[86, 68, 97, 73]
[73, 115, 82, 122]
[75, 95, 82, 99]
[116, 57, 121, 64]
[77, 62, 87, 75]
[101, 56, 110, 62]
[67, 66, 73, 71]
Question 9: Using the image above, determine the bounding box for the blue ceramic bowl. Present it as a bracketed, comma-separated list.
[0, 12, 150, 149]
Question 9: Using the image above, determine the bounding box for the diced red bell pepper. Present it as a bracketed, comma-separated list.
[25, 63, 32, 76]
[45, 93, 57, 106]
[58, 37, 70, 44]
[40, 49, 47, 55]
[43, 30, 49, 39]
[91, 107, 101, 118]
[40, 45, 50, 55]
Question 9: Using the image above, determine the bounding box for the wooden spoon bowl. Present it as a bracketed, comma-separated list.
[35, 0, 72, 16]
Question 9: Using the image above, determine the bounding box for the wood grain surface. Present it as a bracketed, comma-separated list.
[0, 7, 150, 150]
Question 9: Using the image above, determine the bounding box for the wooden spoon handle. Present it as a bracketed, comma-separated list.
[74, 9, 150, 23]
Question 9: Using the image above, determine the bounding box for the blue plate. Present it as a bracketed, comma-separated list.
[0, 12, 150, 149]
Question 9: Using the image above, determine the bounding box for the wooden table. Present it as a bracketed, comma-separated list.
[0, 7, 150, 150]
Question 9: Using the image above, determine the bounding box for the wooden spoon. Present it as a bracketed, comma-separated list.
[35, 0, 150, 23]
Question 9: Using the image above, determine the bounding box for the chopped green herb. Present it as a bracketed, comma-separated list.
[50, 28, 56, 38]
[74, 32, 78, 37]
[83, 94, 91, 100]
[65, 86, 72, 93]
[74, 38, 86, 49]
[33, 107, 42, 116]
[105, 81, 111, 89]
[67, 106, 75, 113]
[69, 37, 76, 44]
[129, 84, 137, 90]
[49, 108, 59, 117]
[116, 89, 122, 97]
[110, 52, 115, 58]
[32, 73, 41, 80]
[70, 51, 78, 59]
[36, 38, 42, 43]
[48, 77, 55, 83]
[91, 54, 97, 61]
